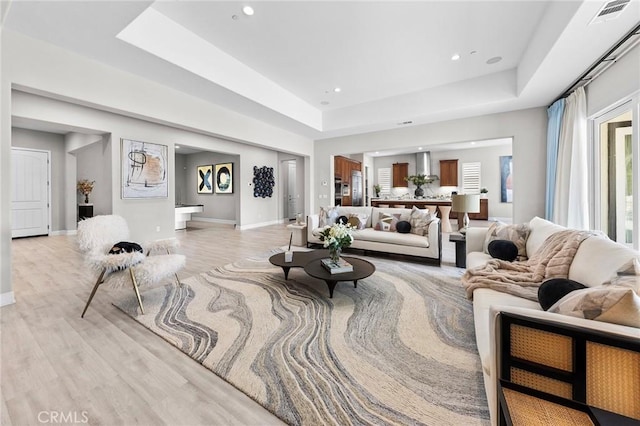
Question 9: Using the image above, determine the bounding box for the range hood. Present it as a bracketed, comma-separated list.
[416, 151, 437, 178]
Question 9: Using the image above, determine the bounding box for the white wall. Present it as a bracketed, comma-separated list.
[587, 44, 640, 117]
[75, 138, 113, 218]
[184, 152, 240, 223]
[1, 29, 314, 300]
[11, 128, 66, 232]
[315, 107, 547, 224]
[431, 145, 513, 220]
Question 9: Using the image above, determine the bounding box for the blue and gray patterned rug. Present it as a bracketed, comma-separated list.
[115, 252, 489, 425]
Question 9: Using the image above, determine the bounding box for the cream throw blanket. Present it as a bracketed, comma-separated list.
[462, 230, 595, 301]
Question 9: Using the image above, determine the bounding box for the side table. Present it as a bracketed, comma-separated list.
[287, 223, 307, 247]
[449, 233, 466, 268]
[78, 203, 93, 221]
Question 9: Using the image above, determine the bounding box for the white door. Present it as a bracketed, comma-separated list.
[11, 148, 50, 238]
[287, 160, 297, 220]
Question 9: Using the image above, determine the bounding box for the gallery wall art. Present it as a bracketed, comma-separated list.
[197, 165, 213, 194]
[215, 163, 233, 194]
[253, 166, 275, 198]
[500, 155, 513, 203]
[121, 139, 168, 199]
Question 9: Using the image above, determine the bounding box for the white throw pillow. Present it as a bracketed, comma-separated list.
[548, 285, 640, 328]
[319, 206, 339, 227]
[483, 221, 530, 261]
[409, 206, 435, 236]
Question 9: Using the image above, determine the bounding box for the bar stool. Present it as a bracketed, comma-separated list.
[393, 204, 406, 208]
[438, 205, 453, 232]
[377, 204, 390, 208]
[425, 205, 439, 217]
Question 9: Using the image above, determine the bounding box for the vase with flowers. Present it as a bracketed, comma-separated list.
[319, 221, 354, 263]
[77, 179, 95, 204]
[405, 174, 439, 198]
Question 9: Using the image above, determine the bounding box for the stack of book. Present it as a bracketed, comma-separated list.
[321, 257, 353, 274]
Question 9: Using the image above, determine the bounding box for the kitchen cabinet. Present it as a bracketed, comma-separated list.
[439, 159, 458, 186]
[392, 163, 409, 187]
[334, 155, 362, 206]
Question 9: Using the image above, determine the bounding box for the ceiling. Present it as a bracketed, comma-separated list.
[3, 1, 640, 141]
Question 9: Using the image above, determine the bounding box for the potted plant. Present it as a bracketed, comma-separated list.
[405, 174, 438, 198]
[373, 184, 381, 197]
[480, 187, 489, 198]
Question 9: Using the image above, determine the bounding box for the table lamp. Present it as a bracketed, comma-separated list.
[451, 194, 480, 234]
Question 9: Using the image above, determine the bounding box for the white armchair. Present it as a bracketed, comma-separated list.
[77, 215, 186, 317]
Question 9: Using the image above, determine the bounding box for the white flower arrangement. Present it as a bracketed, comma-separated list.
[319, 221, 354, 251]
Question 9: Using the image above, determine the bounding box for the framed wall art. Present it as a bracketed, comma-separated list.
[215, 162, 233, 194]
[253, 166, 275, 198]
[121, 138, 168, 199]
[197, 165, 213, 194]
[500, 155, 513, 203]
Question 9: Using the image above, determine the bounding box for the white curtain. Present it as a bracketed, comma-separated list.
[553, 87, 589, 229]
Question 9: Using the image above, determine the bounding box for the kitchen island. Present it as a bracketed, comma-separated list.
[371, 198, 488, 226]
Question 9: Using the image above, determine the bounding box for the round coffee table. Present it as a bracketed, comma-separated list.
[304, 256, 376, 298]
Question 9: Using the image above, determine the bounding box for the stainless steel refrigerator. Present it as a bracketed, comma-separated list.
[351, 170, 363, 206]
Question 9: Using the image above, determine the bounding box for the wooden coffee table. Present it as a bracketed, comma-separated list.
[268, 250, 327, 280]
[304, 256, 376, 298]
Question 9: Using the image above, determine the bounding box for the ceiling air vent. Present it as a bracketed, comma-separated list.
[590, 0, 631, 24]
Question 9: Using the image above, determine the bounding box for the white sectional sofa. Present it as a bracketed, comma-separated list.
[307, 206, 441, 264]
[465, 216, 640, 425]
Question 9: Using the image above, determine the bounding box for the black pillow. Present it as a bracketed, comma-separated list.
[488, 240, 518, 262]
[396, 220, 411, 234]
[538, 278, 587, 311]
[108, 241, 143, 255]
[337, 215, 349, 225]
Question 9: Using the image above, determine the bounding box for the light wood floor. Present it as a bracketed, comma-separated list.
[2, 220, 466, 426]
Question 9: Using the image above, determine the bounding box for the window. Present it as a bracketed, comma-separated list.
[462, 162, 481, 194]
[593, 96, 639, 249]
[377, 168, 391, 194]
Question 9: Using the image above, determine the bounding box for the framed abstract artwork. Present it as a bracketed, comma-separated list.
[500, 155, 513, 203]
[121, 138, 168, 199]
[197, 165, 213, 194]
[215, 162, 233, 194]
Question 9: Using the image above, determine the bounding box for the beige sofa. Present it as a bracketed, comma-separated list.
[465, 216, 640, 425]
[307, 206, 441, 264]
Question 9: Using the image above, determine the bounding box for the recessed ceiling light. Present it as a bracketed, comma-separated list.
[242, 6, 254, 16]
[418, 147, 423, 150]
[375, 151, 379, 154]
[486, 56, 502, 65]
[175, 145, 181, 149]
[333, 87, 341, 93]
[470, 142, 476, 145]
[451, 53, 461, 61]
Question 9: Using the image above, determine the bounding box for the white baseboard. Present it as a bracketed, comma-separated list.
[237, 219, 282, 230]
[50, 230, 77, 236]
[0, 291, 15, 307]
[191, 217, 236, 225]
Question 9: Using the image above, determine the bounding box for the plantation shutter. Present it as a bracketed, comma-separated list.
[462, 162, 481, 194]
[378, 168, 391, 194]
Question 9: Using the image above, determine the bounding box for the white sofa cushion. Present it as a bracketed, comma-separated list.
[354, 228, 430, 248]
[472, 289, 540, 376]
[526, 216, 566, 257]
[467, 251, 493, 270]
[569, 235, 640, 288]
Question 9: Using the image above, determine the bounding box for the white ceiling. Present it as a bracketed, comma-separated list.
[3, 0, 640, 141]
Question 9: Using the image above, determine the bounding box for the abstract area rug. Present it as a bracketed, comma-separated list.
[115, 253, 489, 425]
